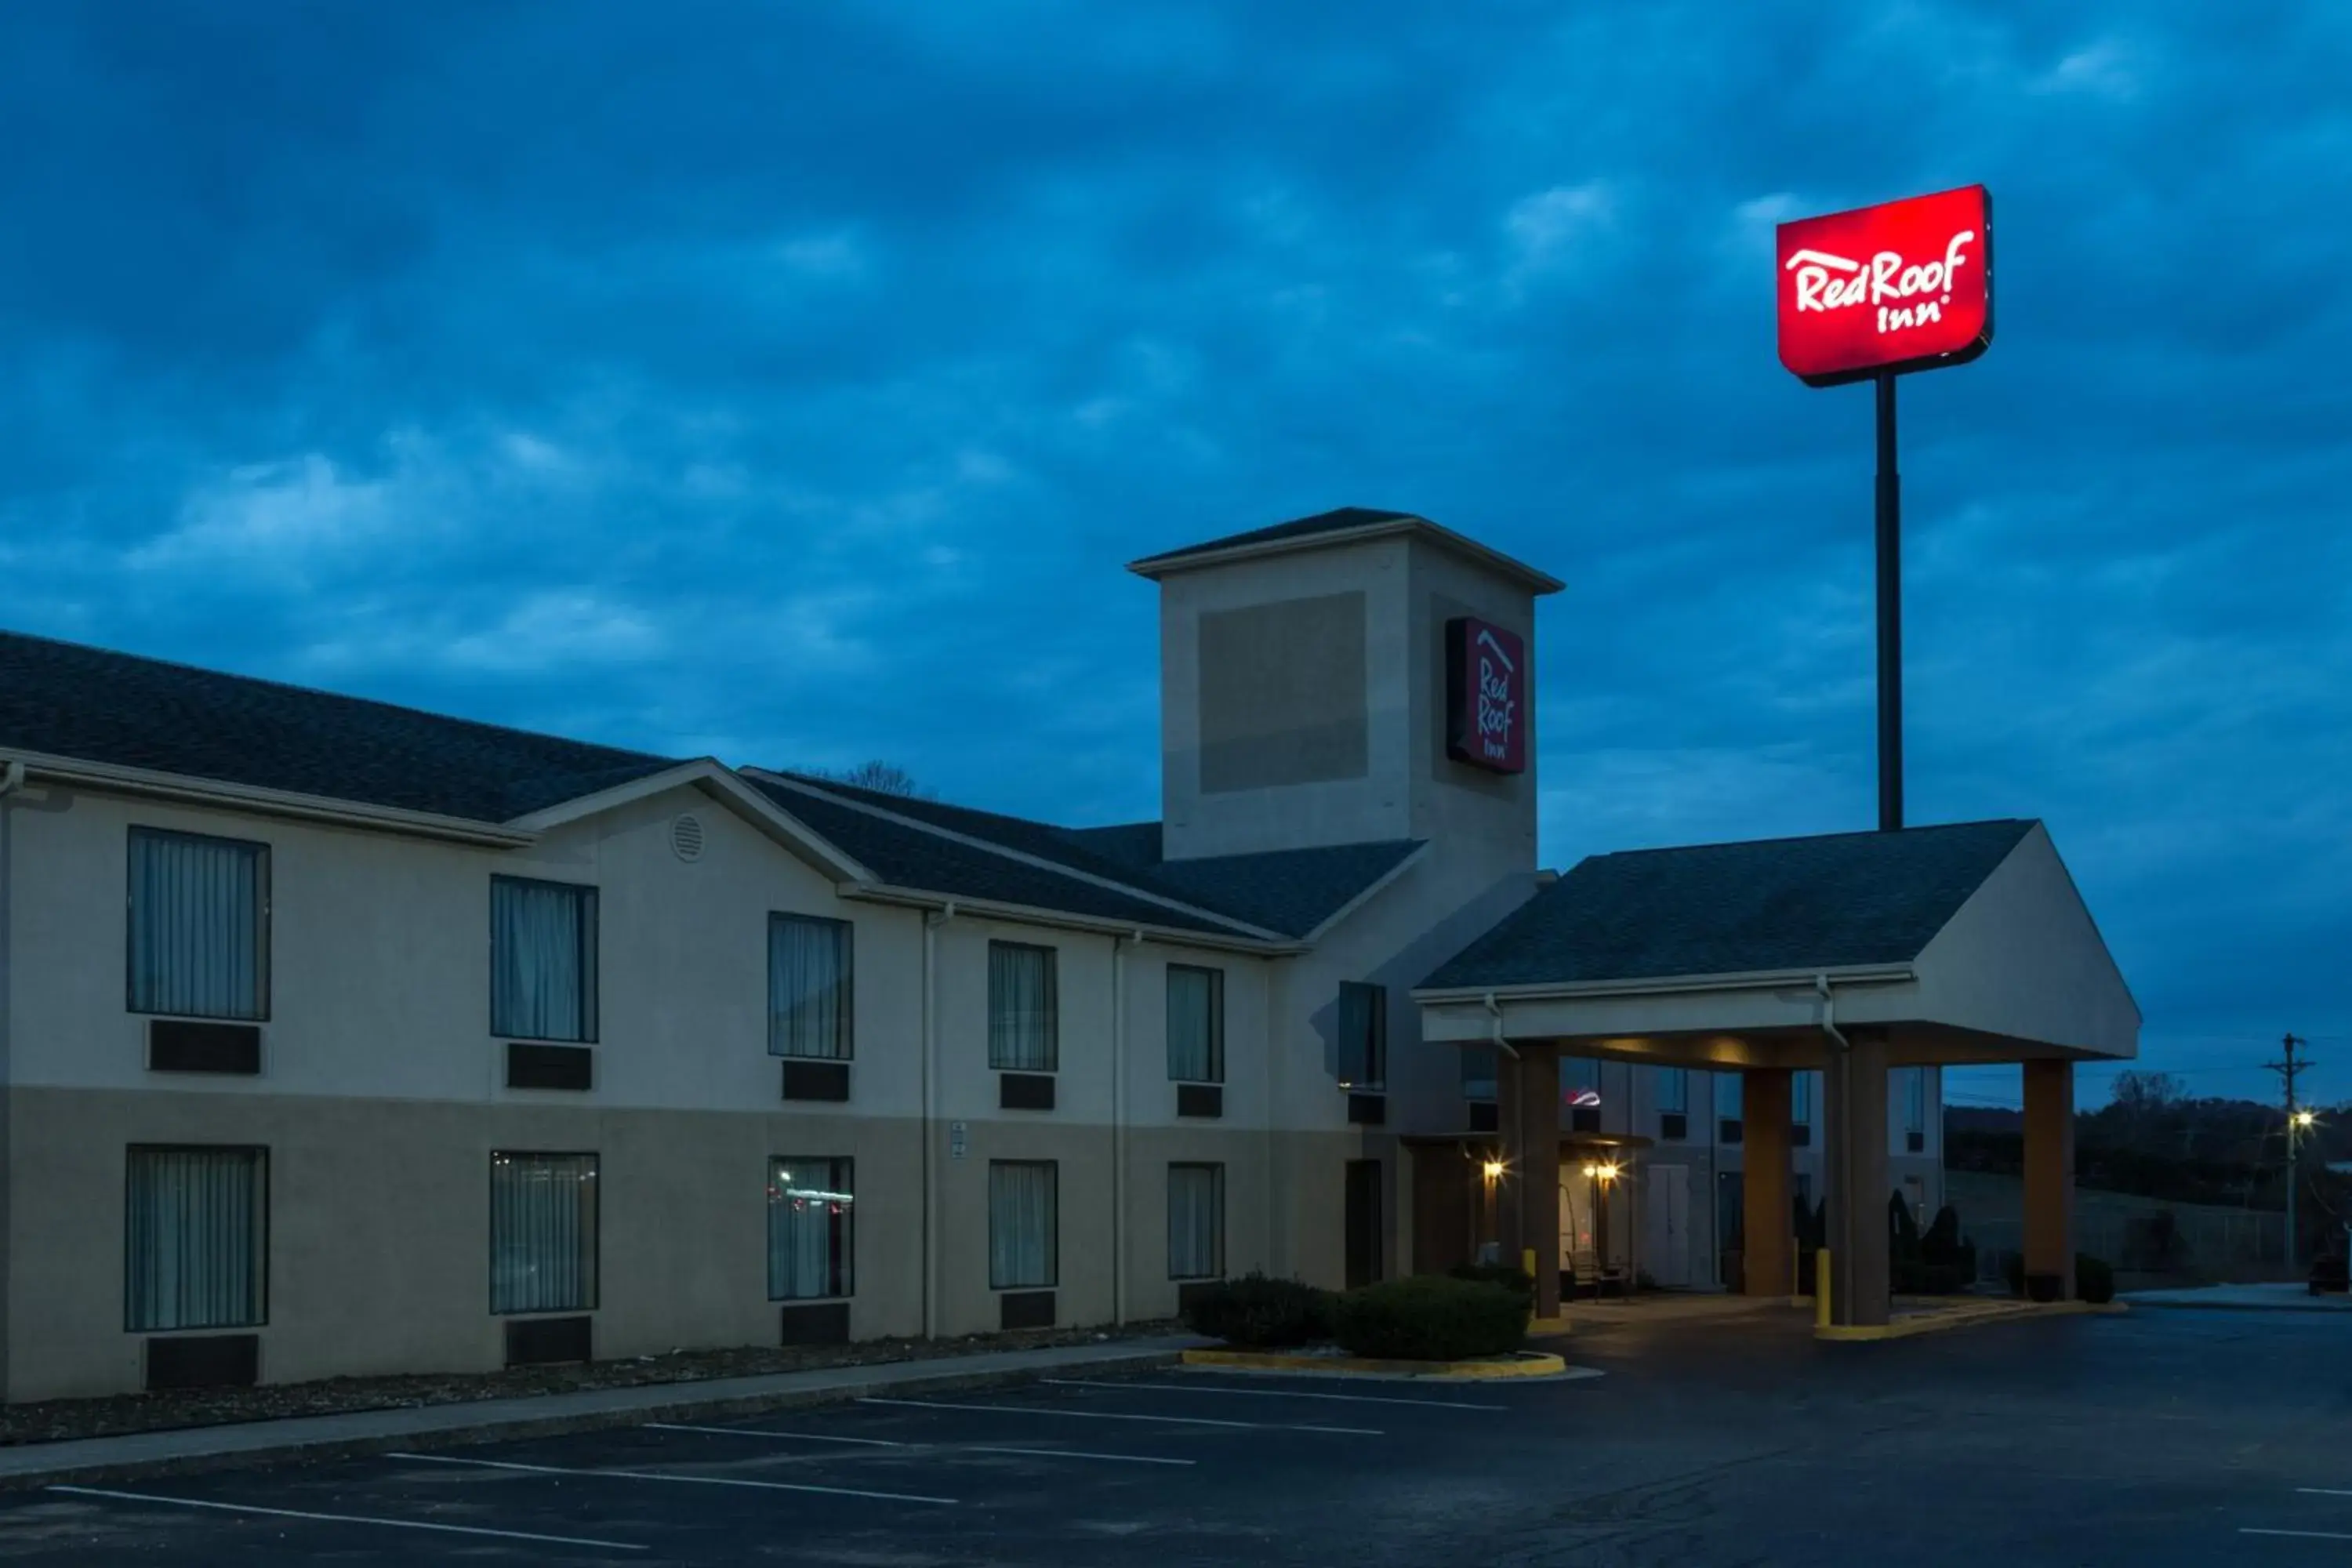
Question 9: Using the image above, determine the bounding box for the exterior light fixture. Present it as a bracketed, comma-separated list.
[1597, 1162, 1621, 1182]
[1482, 1159, 1505, 1181]
[2293, 1110, 2318, 1129]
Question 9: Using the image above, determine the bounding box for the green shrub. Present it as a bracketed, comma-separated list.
[2075, 1254, 2116, 1305]
[2003, 1252, 2025, 1297]
[1330, 1276, 1528, 1361]
[1179, 1272, 1332, 1348]
[1447, 1261, 1536, 1298]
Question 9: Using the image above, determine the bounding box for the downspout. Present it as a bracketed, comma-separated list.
[1111, 930, 1142, 1325]
[1481, 992, 1521, 1058]
[920, 900, 957, 1338]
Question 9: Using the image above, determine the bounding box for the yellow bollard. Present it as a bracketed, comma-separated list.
[1815, 1248, 1833, 1330]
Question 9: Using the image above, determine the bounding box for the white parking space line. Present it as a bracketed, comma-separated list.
[46, 1484, 648, 1552]
[387, 1450, 958, 1505]
[643, 1421, 1194, 1467]
[1047, 1377, 1507, 1412]
[856, 1396, 1381, 1436]
[645, 1423, 906, 1446]
[2245, 1528, 2352, 1541]
[2298, 1489, 2352, 1497]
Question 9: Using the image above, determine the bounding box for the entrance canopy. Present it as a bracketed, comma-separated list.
[1415, 819, 2137, 1069]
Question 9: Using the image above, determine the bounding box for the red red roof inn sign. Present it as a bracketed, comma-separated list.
[1777, 183, 1994, 838]
[1777, 183, 1992, 386]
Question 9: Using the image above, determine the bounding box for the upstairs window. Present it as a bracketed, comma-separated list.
[1337, 982, 1386, 1091]
[128, 829, 269, 1021]
[491, 877, 598, 1043]
[1794, 1071, 1817, 1125]
[1460, 1045, 1499, 1102]
[1657, 1067, 1689, 1115]
[1166, 964, 1225, 1083]
[1717, 1072, 1744, 1119]
[988, 942, 1058, 1071]
[1904, 1068, 1928, 1134]
[770, 914, 853, 1059]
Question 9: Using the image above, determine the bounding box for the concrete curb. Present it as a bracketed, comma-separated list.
[0, 1344, 1193, 1493]
[2125, 1296, 2352, 1316]
[1814, 1299, 2125, 1342]
[1181, 1347, 1573, 1380]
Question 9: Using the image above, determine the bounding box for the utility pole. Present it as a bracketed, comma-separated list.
[2270, 1034, 2312, 1272]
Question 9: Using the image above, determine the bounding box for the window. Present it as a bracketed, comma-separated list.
[125, 1147, 267, 1331]
[1167, 1163, 1225, 1280]
[1337, 982, 1385, 1090]
[770, 915, 853, 1059]
[988, 942, 1058, 1071]
[1165, 964, 1224, 1083]
[1717, 1072, 1744, 1119]
[1903, 1068, 1928, 1134]
[127, 829, 269, 1020]
[1657, 1067, 1689, 1115]
[490, 1152, 598, 1314]
[491, 878, 598, 1043]
[1793, 1071, 1817, 1124]
[1460, 1044, 1499, 1102]
[989, 1160, 1058, 1288]
[769, 1157, 854, 1299]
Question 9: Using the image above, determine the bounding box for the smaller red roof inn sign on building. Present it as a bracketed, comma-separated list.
[1777, 184, 1993, 387]
[1445, 617, 1526, 775]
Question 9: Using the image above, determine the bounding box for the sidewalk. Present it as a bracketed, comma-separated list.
[0, 1334, 1202, 1491]
[2123, 1283, 2352, 1313]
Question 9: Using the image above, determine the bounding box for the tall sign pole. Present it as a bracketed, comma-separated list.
[1778, 184, 1994, 833]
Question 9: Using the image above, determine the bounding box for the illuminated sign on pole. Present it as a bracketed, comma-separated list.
[1777, 185, 1992, 387]
[1777, 184, 1995, 837]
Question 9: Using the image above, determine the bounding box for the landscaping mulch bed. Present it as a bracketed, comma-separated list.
[1, 1319, 1182, 1448]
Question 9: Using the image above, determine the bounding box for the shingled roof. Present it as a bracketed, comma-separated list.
[0, 629, 678, 821]
[1127, 506, 1563, 593]
[1421, 820, 2039, 992]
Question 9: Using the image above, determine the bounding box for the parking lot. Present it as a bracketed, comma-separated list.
[3, 1303, 2347, 1565]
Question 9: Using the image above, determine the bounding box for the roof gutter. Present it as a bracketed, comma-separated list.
[0, 749, 537, 848]
[1414, 963, 1916, 1006]
[840, 882, 1301, 955]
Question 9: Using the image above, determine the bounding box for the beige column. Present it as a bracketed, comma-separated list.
[1497, 1042, 1563, 1317]
[1741, 1068, 1793, 1298]
[1824, 1032, 1891, 1327]
[2023, 1058, 2076, 1299]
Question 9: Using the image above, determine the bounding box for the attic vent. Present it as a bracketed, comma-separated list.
[670, 813, 706, 862]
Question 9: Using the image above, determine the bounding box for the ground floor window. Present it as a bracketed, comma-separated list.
[1344, 1159, 1383, 1288]
[491, 1152, 598, 1314]
[989, 1160, 1058, 1288]
[770, 1157, 855, 1299]
[125, 1146, 267, 1331]
[1167, 1163, 1224, 1280]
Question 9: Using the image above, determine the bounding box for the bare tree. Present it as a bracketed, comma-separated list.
[817, 760, 931, 798]
[2110, 1070, 2186, 1109]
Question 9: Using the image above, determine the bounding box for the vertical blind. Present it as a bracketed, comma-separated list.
[490, 1152, 599, 1314]
[128, 829, 267, 1020]
[769, 1157, 855, 1299]
[492, 878, 598, 1042]
[125, 1147, 267, 1331]
[1459, 1045, 1499, 1101]
[988, 943, 1058, 1071]
[1165, 965, 1222, 1082]
[1167, 1163, 1223, 1280]
[1337, 982, 1385, 1089]
[989, 1160, 1058, 1288]
[770, 916, 852, 1058]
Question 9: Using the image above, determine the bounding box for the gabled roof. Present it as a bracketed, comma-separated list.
[1127, 506, 1564, 593]
[0, 629, 677, 822]
[1421, 819, 2039, 992]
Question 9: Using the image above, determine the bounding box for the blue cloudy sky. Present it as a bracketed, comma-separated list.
[2, 3, 2343, 1106]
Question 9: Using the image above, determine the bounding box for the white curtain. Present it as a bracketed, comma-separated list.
[988, 944, 1058, 1071]
[770, 916, 851, 1059]
[989, 1161, 1057, 1288]
[769, 1157, 854, 1299]
[1165, 966, 1221, 1082]
[129, 830, 265, 1019]
[1795, 1071, 1818, 1125]
[1337, 982, 1385, 1088]
[1167, 1163, 1223, 1280]
[491, 1152, 598, 1313]
[125, 1148, 266, 1330]
[1904, 1068, 1927, 1133]
[492, 879, 597, 1042]
[1460, 1045, 1499, 1101]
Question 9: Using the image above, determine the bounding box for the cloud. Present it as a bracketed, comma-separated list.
[0, 0, 2347, 1102]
